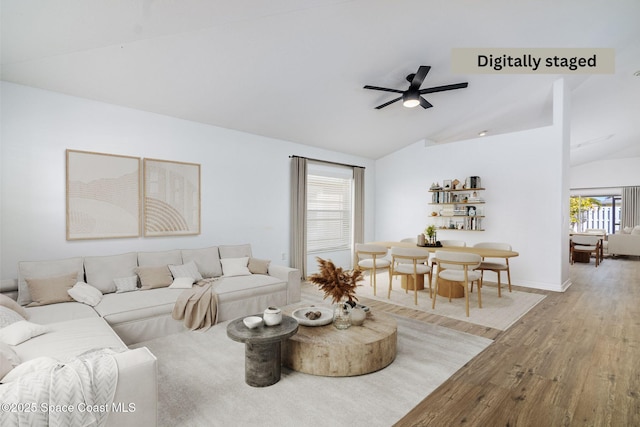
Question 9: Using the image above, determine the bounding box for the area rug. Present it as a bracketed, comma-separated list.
[131, 314, 491, 427]
[337, 273, 546, 331]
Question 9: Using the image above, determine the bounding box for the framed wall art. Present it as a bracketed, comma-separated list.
[66, 149, 141, 240]
[143, 158, 201, 237]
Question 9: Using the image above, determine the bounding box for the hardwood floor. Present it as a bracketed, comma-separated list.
[377, 257, 640, 426]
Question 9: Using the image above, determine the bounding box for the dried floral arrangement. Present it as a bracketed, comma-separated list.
[307, 257, 363, 304]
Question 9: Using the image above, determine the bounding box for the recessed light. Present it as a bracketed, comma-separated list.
[634, 70, 640, 77]
[478, 130, 488, 137]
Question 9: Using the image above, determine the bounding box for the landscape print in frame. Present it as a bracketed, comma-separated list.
[144, 158, 201, 237]
[66, 149, 141, 240]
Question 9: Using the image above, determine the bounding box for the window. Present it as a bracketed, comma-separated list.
[306, 163, 353, 253]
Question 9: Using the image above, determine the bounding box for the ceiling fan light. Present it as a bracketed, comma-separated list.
[402, 93, 420, 108]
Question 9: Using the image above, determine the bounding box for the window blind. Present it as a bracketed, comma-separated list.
[306, 164, 353, 253]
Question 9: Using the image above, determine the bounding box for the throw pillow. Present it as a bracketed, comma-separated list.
[135, 266, 173, 290]
[0, 306, 25, 329]
[67, 282, 103, 307]
[25, 272, 76, 307]
[114, 276, 139, 293]
[632, 226, 640, 235]
[248, 258, 271, 275]
[221, 257, 251, 277]
[0, 342, 21, 380]
[169, 260, 203, 281]
[0, 321, 50, 346]
[622, 226, 633, 234]
[0, 294, 28, 320]
[169, 277, 195, 289]
[1, 356, 60, 383]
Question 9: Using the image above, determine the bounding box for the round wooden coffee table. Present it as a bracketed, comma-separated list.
[282, 310, 397, 376]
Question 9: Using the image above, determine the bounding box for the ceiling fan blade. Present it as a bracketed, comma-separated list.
[419, 97, 433, 109]
[364, 85, 404, 94]
[419, 82, 468, 94]
[409, 66, 431, 91]
[375, 97, 402, 109]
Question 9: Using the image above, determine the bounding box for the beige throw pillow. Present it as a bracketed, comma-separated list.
[0, 294, 28, 319]
[25, 272, 76, 307]
[248, 258, 271, 275]
[136, 266, 173, 290]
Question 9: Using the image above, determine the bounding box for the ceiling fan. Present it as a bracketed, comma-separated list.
[363, 65, 468, 110]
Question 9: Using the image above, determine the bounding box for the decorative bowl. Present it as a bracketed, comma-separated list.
[292, 306, 334, 327]
[243, 316, 263, 329]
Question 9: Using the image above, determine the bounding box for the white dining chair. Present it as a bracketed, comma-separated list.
[432, 250, 482, 317]
[390, 247, 431, 305]
[428, 240, 466, 290]
[355, 243, 391, 296]
[473, 242, 513, 297]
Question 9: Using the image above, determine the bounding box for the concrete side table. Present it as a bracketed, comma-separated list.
[227, 314, 298, 387]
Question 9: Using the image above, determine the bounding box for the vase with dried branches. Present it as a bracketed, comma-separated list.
[307, 257, 364, 329]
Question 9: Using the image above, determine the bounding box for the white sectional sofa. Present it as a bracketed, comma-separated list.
[0, 244, 301, 427]
[608, 226, 640, 257]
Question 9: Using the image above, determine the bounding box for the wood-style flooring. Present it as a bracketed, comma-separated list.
[351, 257, 640, 426]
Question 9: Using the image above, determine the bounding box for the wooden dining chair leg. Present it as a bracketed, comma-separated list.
[432, 276, 439, 309]
[372, 266, 377, 296]
[464, 282, 470, 317]
[477, 278, 482, 309]
[413, 272, 418, 305]
[388, 265, 393, 299]
[496, 270, 502, 298]
[506, 259, 512, 292]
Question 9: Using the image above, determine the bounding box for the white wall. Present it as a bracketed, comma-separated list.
[0, 82, 375, 280]
[571, 157, 640, 189]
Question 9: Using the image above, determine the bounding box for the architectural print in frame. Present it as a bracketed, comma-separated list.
[66, 149, 141, 240]
[144, 158, 201, 236]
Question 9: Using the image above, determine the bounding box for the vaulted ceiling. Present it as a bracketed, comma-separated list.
[2, 0, 639, 166]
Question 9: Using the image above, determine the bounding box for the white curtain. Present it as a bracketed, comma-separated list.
[621, 186, 640, 228]
[290, 157, 307, 277]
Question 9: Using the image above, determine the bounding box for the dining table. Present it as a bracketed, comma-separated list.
[367, 241, 519, 298]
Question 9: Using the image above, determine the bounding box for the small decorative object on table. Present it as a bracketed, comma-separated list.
[263, 306, 282, 326]
[308, 257, 364, 330]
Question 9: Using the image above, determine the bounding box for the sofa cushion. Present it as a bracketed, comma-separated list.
[136, 266, 173, 290]
[25, 272, 76, 307]
[219, 244, 252, 259]
[215, 275, 286, 302]
[0, 320, 50, 345]
[114, 276, 139, 293]
[25, 302, 99, 324]
[168, 260, 203, 281]
[12, 317, 127, 363]
[181, 246, 222, 278]
[17, 257, 84, 306]
[221, 257, 251, 277]
[0, 305, 25, 328]
[84, 252, 138, 294]
[93, 288, 185, 326]
[138, 250, 182, 267]
[249, 258, 271, 275]
[0, 294, 28, 319]
[67, 282, 103, 307]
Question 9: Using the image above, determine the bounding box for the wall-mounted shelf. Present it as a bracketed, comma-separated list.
[428, 183, 485, 231]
